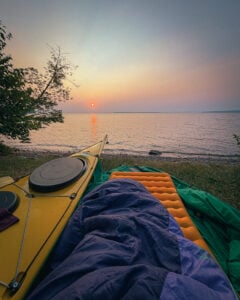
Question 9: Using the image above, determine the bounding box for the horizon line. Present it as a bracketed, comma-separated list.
[62, 109, 240, 114]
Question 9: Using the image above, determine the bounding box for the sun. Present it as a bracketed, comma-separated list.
[88, 101, 97, 111]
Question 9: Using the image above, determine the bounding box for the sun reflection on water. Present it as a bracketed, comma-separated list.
[90, 113, 97, 139]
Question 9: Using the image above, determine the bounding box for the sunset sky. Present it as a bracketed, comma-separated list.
[1, 0, 240, 112]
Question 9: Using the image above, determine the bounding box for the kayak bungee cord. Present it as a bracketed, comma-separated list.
[7, 184, 33, 293]
[0, 184, 33, 291]
[0, 280, 9, 289]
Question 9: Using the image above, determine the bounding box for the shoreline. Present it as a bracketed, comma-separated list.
[102, 153, 240, 164]
[11, 148, 240, 164]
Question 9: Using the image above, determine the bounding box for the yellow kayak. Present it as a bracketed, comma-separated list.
[0, 135, 108, 300]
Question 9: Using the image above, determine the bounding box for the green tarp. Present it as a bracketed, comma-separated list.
[84, 162, 240, 295]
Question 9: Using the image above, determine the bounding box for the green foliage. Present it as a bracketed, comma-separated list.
[0, 21, 75, 143]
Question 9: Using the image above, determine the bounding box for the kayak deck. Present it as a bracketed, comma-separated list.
[0, 136, 107, 300]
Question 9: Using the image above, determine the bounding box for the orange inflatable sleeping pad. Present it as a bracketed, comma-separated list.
[110, 172, 213, 256]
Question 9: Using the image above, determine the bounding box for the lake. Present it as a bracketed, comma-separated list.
[5, 112, 240, 160]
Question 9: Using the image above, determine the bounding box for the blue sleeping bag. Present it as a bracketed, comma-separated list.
[27, 179, 237, 299]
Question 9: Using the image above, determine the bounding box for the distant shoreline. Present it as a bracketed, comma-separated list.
[62, 110, 240, 114]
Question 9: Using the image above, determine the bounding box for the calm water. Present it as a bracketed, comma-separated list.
[5, 113, 240, 159]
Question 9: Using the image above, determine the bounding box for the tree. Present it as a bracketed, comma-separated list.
[0, 21, 75, 143]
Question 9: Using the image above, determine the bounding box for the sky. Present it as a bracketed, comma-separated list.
[1, 0, 240, 112]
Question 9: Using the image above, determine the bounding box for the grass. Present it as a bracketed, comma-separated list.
[0, 152, 60, 179]
[1, 151, 240, 210]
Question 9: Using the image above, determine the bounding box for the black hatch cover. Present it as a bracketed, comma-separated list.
[29, 157, 87, 192]
[0, 191, 19, 212]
